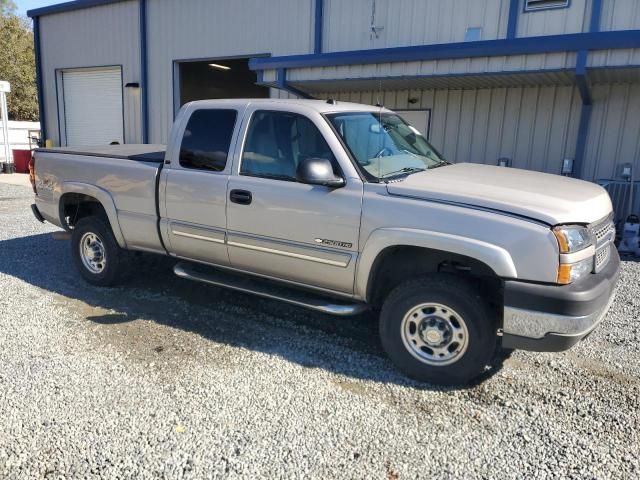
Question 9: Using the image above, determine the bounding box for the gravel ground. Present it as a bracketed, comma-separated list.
[0, 181, 638, 479]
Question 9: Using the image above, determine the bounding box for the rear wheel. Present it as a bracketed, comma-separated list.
[71, 216, 129, 286]
[379, 274, 497, 385]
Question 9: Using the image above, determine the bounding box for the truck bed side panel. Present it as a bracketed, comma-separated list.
[34, 151, 164, 252]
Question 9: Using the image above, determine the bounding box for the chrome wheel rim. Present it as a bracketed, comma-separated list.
[79, 232, 106, 274]
[401, 302, 469, 366]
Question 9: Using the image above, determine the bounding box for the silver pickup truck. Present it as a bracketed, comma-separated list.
[30, 99, 620, 385]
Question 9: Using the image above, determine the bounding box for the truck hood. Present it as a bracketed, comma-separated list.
[385, 163, 612, 225]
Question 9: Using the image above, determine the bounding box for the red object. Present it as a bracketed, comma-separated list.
[29, 154, 37, 194]
[12, 149, 31, 173]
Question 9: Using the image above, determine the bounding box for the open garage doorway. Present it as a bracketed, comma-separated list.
[176, 57, 269, 109]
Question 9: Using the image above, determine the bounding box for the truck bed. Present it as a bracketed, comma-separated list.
[33, 144, 166, 254]
[35, 144, 166, 163]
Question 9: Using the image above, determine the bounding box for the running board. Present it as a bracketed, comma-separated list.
[173, 262, 369, 316]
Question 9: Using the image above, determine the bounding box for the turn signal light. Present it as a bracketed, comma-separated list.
[557, 264, 572, 285]
[557, 256, 593, 284]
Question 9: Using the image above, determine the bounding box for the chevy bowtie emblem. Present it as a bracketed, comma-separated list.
[315, 238, 353, 248]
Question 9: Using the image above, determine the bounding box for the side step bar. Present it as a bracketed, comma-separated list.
[173, 262, 369, 316]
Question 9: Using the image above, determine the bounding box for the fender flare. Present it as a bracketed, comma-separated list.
[56, 182, 127, 248]
[356, 228, 518, 300]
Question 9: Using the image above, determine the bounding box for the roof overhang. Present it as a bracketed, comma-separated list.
[250, 30, 640, 72]
[27, 0, 125, 18]
[284, 70, 577, 94]
[267, 65, 640, 95]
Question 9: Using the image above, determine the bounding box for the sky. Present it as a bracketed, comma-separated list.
[15, 0, 57, 17]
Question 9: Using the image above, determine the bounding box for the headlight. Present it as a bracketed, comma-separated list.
[553, 225, 592, 253]
[557, 256, 593, 284]
[554, 225, 594, 284]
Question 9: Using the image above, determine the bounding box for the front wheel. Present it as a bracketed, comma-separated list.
[379, 275, 497, 385]
[71, 216, 129, 287]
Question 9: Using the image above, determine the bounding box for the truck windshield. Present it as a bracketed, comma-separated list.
[326, 111, 448, 181]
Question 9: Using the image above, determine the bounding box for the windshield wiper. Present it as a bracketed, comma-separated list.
[380, 167, 425, 179]
[428, 160, 450, 169]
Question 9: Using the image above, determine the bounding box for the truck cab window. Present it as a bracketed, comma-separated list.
[179, 109, 237, 171]
[241, 110, 336, 181]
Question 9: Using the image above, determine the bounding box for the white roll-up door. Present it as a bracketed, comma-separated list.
[62, 68, 124, 146]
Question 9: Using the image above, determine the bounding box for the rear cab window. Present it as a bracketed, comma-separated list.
[179, 109, 237, 171]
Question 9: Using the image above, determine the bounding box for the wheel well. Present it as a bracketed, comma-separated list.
[367, 246, 504, 312]
[59, 193, 108, 230]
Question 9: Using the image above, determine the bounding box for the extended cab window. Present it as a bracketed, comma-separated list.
[241, 110, 335, 181]
[179, 109, 237, 171]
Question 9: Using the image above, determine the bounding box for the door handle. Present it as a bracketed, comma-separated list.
[230, 189, 252, 205]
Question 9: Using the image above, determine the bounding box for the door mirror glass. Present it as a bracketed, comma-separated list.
[296, 157, 345, 188]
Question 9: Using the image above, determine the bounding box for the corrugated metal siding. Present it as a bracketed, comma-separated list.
[146, 0, 314, 143]
[317, 85, 582, 174]
[324, 0, 509, 52]
[321, 0, 635, 47]
[582, 83, 640, 181]
[270, 88, 298, 99]
[39, 0, 141, 146]
[516, 0, 591, 37]
[598, 181, 640, 221]
[589, 48, 640, 68]
[323, 0, 597, 47]
[588, 66, 640, 84]
[601, 0, 640, 31]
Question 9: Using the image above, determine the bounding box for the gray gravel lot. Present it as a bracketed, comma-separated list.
[0, 180, 639, 479]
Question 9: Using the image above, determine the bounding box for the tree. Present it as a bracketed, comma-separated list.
[0, 0, 16, 16]
[0, 14, 39, 121]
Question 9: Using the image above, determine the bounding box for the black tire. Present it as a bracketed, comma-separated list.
[379, 274, 497, 385]
[71, 216, 129, 287]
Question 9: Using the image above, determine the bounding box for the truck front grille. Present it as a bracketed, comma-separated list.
[592, 219, 615, 245]
[589, 214, 615, 273]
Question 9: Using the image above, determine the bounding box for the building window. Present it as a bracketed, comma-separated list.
[179, 109, 237, 172]
[524, 0, 570, 12]
[464, 27, 482, 42]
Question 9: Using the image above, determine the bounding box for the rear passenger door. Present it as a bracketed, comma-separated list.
[162, 107, 239, 266]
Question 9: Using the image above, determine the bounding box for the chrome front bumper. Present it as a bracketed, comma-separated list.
[501, 249, 620, 352]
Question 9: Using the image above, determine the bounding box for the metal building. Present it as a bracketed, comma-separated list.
[28, 0, 640, 183]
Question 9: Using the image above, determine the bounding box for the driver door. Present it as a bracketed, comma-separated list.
[226, 108, 363, 294]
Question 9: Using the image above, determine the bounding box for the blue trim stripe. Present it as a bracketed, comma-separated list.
[276, 68, 286, 88]
[507, 0, 519, 39]
[33, 17, 47, 143]
[590, 0, 603, 33]
[573, 104, 592, 178]
[274, 68, 314, 99]
[250, 30, 640, 71]
[572, 0, 605, 178]
[28, 0, 124, 17]
[575, 50, 592, 105]
[314, 0, 324, 54]
[139, 0, 148, 143]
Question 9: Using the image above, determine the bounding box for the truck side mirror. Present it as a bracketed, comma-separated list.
[296, 157, 345, 188]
